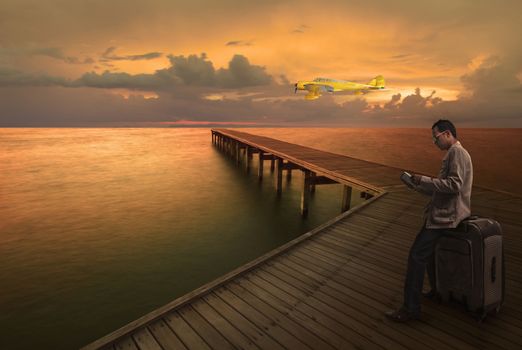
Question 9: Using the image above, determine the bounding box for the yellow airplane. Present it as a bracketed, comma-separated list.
[294, 75, 386, 100]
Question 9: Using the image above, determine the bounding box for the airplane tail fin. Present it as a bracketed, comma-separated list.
[367, 75, 385, 88]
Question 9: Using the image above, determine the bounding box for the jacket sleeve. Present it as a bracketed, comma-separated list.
[413, 184, 434, 196]
[417, 148, 467, 194]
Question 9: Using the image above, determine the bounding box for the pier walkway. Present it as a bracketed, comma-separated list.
[83, 129, 522, 350]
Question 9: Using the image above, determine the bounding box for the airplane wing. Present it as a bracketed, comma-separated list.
[303, 84, 333, 100]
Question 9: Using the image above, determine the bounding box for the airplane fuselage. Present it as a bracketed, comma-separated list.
[294, 75, 386, 100]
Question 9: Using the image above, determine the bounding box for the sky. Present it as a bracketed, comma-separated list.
[1, 0, 521, 127]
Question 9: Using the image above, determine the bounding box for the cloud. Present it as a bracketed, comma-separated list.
[81, 53, 272, 89]
[0, 46, 94, 64]
[215, 54, 272, 88]
[291, 24, 310, 34]
[364, 55, 522, 126]
[73, 71, 172, 90]
[460, 55, 522, 100]
[0, 67, 69, 86]
[390, 54, 412, 59]
[225, 40, 253, 47]
[1, 50, 521, 127]
[100, 47, 163, 61]
[384, 93, 401, 110]
[166, 53, 216, 86]
[0, 53, 273, 91]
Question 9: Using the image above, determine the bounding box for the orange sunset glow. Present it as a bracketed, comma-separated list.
[1, 0, 521, 126]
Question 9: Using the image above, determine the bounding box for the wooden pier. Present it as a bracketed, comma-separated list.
[83, 129, 522, 350]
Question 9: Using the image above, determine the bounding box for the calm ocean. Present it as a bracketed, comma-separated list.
[0, 127, 520, 349]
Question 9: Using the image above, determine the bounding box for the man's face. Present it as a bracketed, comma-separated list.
[432, 126, 449, 150]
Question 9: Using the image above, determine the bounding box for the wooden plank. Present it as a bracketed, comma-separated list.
[113, 336, 138, 350]
[214, 287, 311, 349]
[132, 327, 162, 350]
[224, 282, 336, 350]
[164, 311, 211, 350]
[203, 292, 285, 349]
[234, 278, 352, 349]
[178, 305, 235, 350]
[148, 320, 187, 350]
[191, 298, 260, 350]
[266, 255, 464, 350]
[288, 244, 521, 349]
[244, 271, 371, 349]
[250, 269, 383, 349]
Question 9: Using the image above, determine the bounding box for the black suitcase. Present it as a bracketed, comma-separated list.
[435, 216, 504, 320]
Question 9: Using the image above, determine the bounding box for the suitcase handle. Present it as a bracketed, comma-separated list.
[491, 257, 497, 283]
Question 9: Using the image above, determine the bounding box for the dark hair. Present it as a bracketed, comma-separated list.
[432, 119, 457, 138]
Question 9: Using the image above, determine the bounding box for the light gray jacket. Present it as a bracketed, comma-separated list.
[414, 141, 473, 229]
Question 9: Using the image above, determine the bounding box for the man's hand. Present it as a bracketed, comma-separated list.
[411, 174, 422, 185]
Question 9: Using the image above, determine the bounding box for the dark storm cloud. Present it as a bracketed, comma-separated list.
[100, 47, 163, 61]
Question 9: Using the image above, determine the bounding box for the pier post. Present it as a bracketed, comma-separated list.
[244, 145, 250, 173]
[310, 172, 316, 194]
[270, 156, 275, 173]
[235, 142, 240, 165]
[258, 151, 264, 181]
[276, 158, 283, 195]
[301, 170, 312, 217]
[342, 185, 353, 212]
[227, 138, 231, 157]
[286, 167, 292, 181]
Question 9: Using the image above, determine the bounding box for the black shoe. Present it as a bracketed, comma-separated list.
[385, 307, 420, 323]
[422, 289, 437, 299]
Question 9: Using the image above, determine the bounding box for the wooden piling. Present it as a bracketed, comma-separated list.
[342, 185, 353, 212]
[244, 145, 250, 173]
[301, 170, 312, 217]
[258, 151, 264, 181]
[276, 158, 283, 195]
[235, 142, 240, 165]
